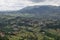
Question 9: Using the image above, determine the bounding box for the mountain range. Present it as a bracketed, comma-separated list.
[19, 5, 60, 14]
[0, 5, 60, 19]
[0, 5, 60, 14]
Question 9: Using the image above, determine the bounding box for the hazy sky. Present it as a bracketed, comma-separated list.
[0, 0, 60, 11]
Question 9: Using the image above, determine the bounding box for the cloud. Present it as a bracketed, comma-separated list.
[29, 0, 45, 3]
[0, 0, 34, 11]
[28, 0, 60, 6]
[0, 0, 60, 11]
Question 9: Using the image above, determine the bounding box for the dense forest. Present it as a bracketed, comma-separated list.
[0, 14, 60, 40]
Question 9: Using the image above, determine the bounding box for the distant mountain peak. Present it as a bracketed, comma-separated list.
[19, 5, 60, 14]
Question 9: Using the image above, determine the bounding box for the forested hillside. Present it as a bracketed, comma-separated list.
[0, 15, 60, 40]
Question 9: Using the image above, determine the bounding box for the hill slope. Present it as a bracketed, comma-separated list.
[0, 5, 60, 19]
[20, 5, 60, 14]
